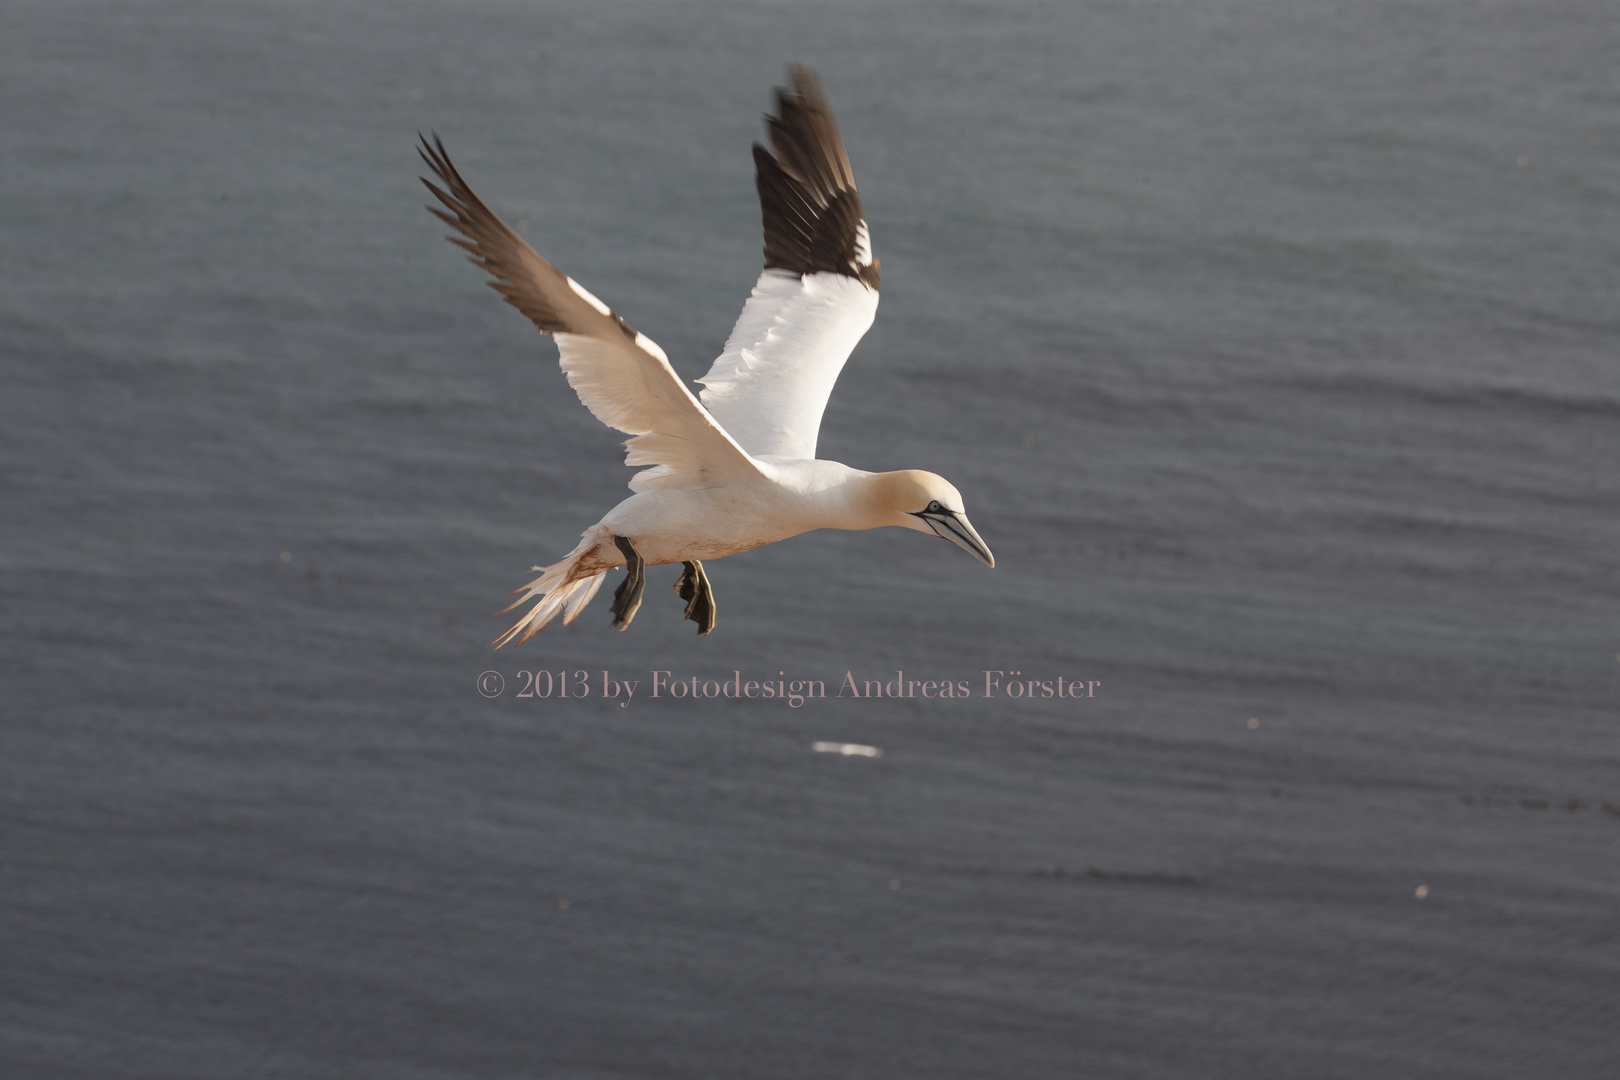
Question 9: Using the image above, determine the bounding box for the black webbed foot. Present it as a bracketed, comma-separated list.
[673, 559, 717, 635]
[608, 535, 646, 631]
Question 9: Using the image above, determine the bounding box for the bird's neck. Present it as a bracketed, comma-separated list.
[810, 467, 918, 532]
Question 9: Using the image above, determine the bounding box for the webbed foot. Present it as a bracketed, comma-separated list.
[608, 535, 646, 631]
[673, 559, 717, 635]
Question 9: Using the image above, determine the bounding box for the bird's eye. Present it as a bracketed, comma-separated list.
[926, 500, 943, 513]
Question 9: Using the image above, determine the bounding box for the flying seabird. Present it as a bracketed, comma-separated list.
[420, 65, 995, 642]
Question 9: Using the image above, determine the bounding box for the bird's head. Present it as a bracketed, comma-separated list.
[870, 470, 995, 568]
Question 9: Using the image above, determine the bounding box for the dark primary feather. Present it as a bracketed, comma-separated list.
[417, 132, 639, 344]
[755, 65, 880, 290]
[418, 132, 761, 493]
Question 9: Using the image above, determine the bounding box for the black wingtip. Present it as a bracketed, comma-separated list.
[781, 63, 826, 104]
[416, 130, 461, 190]
[752, 65, 875, 287]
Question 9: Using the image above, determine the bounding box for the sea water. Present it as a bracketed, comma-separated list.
[3, 2, 1617, 1076]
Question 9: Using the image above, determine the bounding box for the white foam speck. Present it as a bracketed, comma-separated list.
[812, 741, 883, 757]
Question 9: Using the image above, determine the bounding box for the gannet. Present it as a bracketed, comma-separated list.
[420, 65, 995, 642]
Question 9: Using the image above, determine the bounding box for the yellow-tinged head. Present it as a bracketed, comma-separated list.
[865, 470, 995, 568]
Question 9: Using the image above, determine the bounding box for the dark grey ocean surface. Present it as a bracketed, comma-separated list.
[4, 1, 1618, 1076]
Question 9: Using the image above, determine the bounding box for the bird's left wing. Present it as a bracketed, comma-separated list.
[697, 66, 880, 462]
[419, 134, 764, 493]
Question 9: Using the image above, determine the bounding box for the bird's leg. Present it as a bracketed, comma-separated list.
[673, 560, 717, 635]
[608, 535, 646, 631]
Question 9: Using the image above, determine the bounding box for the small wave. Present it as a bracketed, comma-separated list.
[1277, 371, 1620, 418]
[1031, 865, 1199, 886]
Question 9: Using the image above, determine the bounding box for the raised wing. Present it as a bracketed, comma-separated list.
[420, 134, 763, 493]
[697, 66, 880, 461]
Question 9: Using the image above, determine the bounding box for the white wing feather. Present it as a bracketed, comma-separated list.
[554, 327, 762, 492]
[697, 269, 878, 461]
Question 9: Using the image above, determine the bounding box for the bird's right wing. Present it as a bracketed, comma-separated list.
[697, 66, 881, 462]
[419, 134, 763, 493]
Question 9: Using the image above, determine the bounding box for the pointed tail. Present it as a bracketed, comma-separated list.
[493, 537, 610, 647]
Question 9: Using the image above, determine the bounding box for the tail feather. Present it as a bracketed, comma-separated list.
[562, 572, 606, 624]
[493, 534, 613, 647]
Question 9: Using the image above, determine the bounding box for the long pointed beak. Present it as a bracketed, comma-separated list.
[919, 510, 995, 568]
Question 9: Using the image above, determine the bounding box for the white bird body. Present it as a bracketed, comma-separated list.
[420, 66, 993, 643]
[578, 458, 937, 568]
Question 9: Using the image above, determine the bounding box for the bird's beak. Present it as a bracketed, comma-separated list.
[917, 509, 995, 568]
